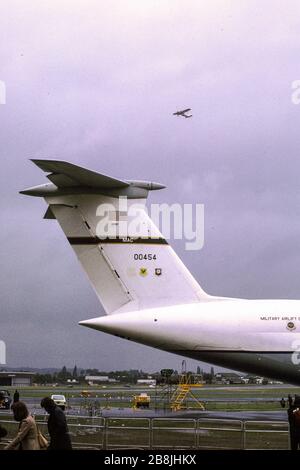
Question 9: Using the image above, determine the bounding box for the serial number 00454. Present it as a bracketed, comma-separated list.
[134, 254, 157, 261]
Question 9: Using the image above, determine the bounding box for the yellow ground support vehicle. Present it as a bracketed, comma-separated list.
[170, 373, 205, 411]
[133, 393, 150, 409]
[80, 390, 92, 398]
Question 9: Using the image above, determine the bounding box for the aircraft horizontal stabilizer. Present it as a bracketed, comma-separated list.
[31, 159, 129, 189]
[20, 160, 166, 198]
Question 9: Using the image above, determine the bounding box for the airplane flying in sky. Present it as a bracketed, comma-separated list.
[173, 108, 192, 118]
[21, 160, 300, 385]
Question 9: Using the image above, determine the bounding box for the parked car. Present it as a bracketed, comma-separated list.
[51, 394, 67, 410]
[0, 390, 12, 409]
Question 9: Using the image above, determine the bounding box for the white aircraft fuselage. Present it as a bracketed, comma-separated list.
[80, 299, 300, 385]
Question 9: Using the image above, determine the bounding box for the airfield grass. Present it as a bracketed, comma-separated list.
[2, 384, 299, 412]
[4, 383, 300, 397]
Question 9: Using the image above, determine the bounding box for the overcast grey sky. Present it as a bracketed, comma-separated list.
[1, 1, 300, 372]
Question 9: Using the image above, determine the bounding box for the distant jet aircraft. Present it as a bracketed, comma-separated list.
[21, 160, 300, 386]
[173, 108, 192, 118]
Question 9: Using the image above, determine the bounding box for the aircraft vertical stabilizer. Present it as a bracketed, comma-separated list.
[20, 160, 210, 314]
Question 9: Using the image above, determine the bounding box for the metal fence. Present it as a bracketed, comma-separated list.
[0, 416, 291, 450]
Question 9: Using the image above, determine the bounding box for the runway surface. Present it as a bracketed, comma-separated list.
[1, 406, 288, 422]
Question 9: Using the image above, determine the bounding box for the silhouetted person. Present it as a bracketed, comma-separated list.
[280, 397, 286, 408]
[5, 401, 40, 450]
[13, 390, 19, 403]
[288, 395, 300, 450]
[288, 394, 294, 407]
[41, 397, 72, 450]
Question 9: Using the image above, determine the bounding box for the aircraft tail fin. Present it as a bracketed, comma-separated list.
[20, 160, 210, 314]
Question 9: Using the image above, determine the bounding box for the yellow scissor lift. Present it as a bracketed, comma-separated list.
[170, 372, 205, 411]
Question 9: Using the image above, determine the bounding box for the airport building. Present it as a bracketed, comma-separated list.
[137, 379, 156, 386]
[214, 373, 244, 384]
[0, 371, 35, 387]
[85, 375, 118, 385]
